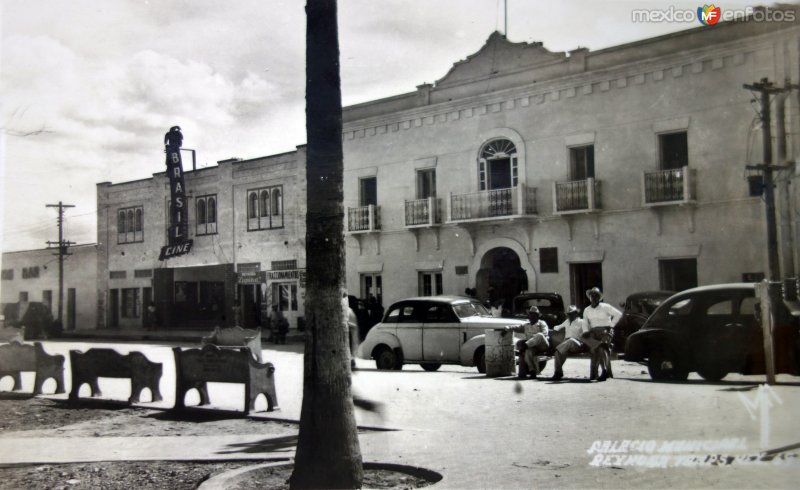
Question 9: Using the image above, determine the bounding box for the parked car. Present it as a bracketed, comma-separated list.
[625, 283, 799, 382]
[357, 296, 527, 372]
[613, 291, 675, 353]
[511, 292, 566, 328]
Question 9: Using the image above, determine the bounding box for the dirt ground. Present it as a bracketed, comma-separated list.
[0, 397, 433, 489]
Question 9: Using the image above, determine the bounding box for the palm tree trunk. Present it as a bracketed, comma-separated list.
[290, 0, 363, 488]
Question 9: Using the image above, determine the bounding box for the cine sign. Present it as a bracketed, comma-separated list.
[159, 240, 193, 260]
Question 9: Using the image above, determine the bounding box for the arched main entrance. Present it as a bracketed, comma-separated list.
[475, 247, 529, 310]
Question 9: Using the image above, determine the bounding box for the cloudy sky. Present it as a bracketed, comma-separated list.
[0, 0, 769, 252]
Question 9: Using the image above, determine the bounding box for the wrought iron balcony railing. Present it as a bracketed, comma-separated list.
[553, 178, 601, 214]
[347, 204, 381, 233]
[404, 197, 442, 227]
[448, 184, 537, 223]
[642, 166, 696, 206]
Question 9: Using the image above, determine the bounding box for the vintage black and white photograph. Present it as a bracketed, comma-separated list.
[1, 0, 799, 488]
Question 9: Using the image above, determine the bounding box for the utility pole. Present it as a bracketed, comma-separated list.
[743, 78, 791, 280]
[46, 201, 75, 327]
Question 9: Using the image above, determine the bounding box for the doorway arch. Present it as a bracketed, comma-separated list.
[469, 238, 536, 308]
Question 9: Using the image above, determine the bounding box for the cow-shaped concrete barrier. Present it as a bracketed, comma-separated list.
[173, 344, 278, 414]
[201, 326, 263, 363]
[68, 348, 163, 404]
[0, 341, 64, 395]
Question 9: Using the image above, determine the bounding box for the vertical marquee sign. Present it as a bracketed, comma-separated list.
[159, 126, 193, 260]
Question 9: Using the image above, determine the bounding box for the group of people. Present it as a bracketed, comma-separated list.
[505, 287, 621, 382]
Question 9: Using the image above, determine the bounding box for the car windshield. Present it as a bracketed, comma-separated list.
[453, 302, 491, 318]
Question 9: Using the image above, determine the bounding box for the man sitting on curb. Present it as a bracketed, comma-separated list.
[551, 305, 588, 381]
[504, 306, 549, 379]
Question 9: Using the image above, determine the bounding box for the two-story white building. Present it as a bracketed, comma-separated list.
[96, 148, 308, 333]
[341, 13, 800, 311]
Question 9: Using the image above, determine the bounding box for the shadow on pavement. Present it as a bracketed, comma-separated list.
[216, 434, 298, 455]
[51, 398, 133, 410]
[613, 377, 800, 388]
[0, 392, 37, 400]
[154, 407, 250, 421]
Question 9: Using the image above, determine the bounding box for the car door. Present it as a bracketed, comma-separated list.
[394, 302, 423, 361]
[696, 292, 751, 370]
[422, 303, 461, 362]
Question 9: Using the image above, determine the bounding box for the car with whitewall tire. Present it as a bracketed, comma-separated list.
[357, 296, 527, 372]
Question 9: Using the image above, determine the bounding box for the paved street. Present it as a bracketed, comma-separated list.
[2, 340, 800, 488]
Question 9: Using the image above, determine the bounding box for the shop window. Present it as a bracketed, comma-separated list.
[418, 271, 443, 296]
[273, 282, 298, 312]
[121, 288, 140, 318]
[19, 292, 28, 302]
[117, 206, 144, 244]
[247, 186, 284, 231]
[569, 145, 595, 180]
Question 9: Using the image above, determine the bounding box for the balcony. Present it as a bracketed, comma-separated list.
[347, 204, 381, 233]
[553, 178, 601, 214]
[404, 197, 442, 228]
[447, 184, 537, 223]
[642, 166, 696, 206]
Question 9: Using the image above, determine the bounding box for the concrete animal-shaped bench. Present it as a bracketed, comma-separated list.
[173, 344, 278, 414]
[201, 326, 263, 363]
[0, 341, 65, 395]
[69, 348, 163, 404]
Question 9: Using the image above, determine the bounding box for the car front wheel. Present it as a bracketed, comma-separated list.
[647, 349, 688, 381]
[374, 347, 398, 370]
[698, 367, 727, 382]
[420, 363, 441, 372]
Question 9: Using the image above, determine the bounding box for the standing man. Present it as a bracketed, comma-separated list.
[551, 305, 588, 380]
[582, 287, 621, 381]
[505, 306, 549, 379]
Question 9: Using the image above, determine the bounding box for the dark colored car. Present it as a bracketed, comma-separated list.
[6, 302, 59, 340]
[511, 292, 566, 356]
[625, 283, 799, 382]
[511, 293, 566, 328]
[613, 291, 674, 353]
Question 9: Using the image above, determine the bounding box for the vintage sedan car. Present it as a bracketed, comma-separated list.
[357, 296, 526, 372]
[625, 283, 799, 382]
[613, 290, 674, 353]
[511, 292, 566, 328]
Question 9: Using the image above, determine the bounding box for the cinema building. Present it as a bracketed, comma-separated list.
[342, 13, 800, 310]
[96, 148, 307, 332]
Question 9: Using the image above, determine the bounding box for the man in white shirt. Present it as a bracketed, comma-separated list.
[551, 305, 588, 380]
[504, 306, 549, 379]
[582, 287, 622, 381]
